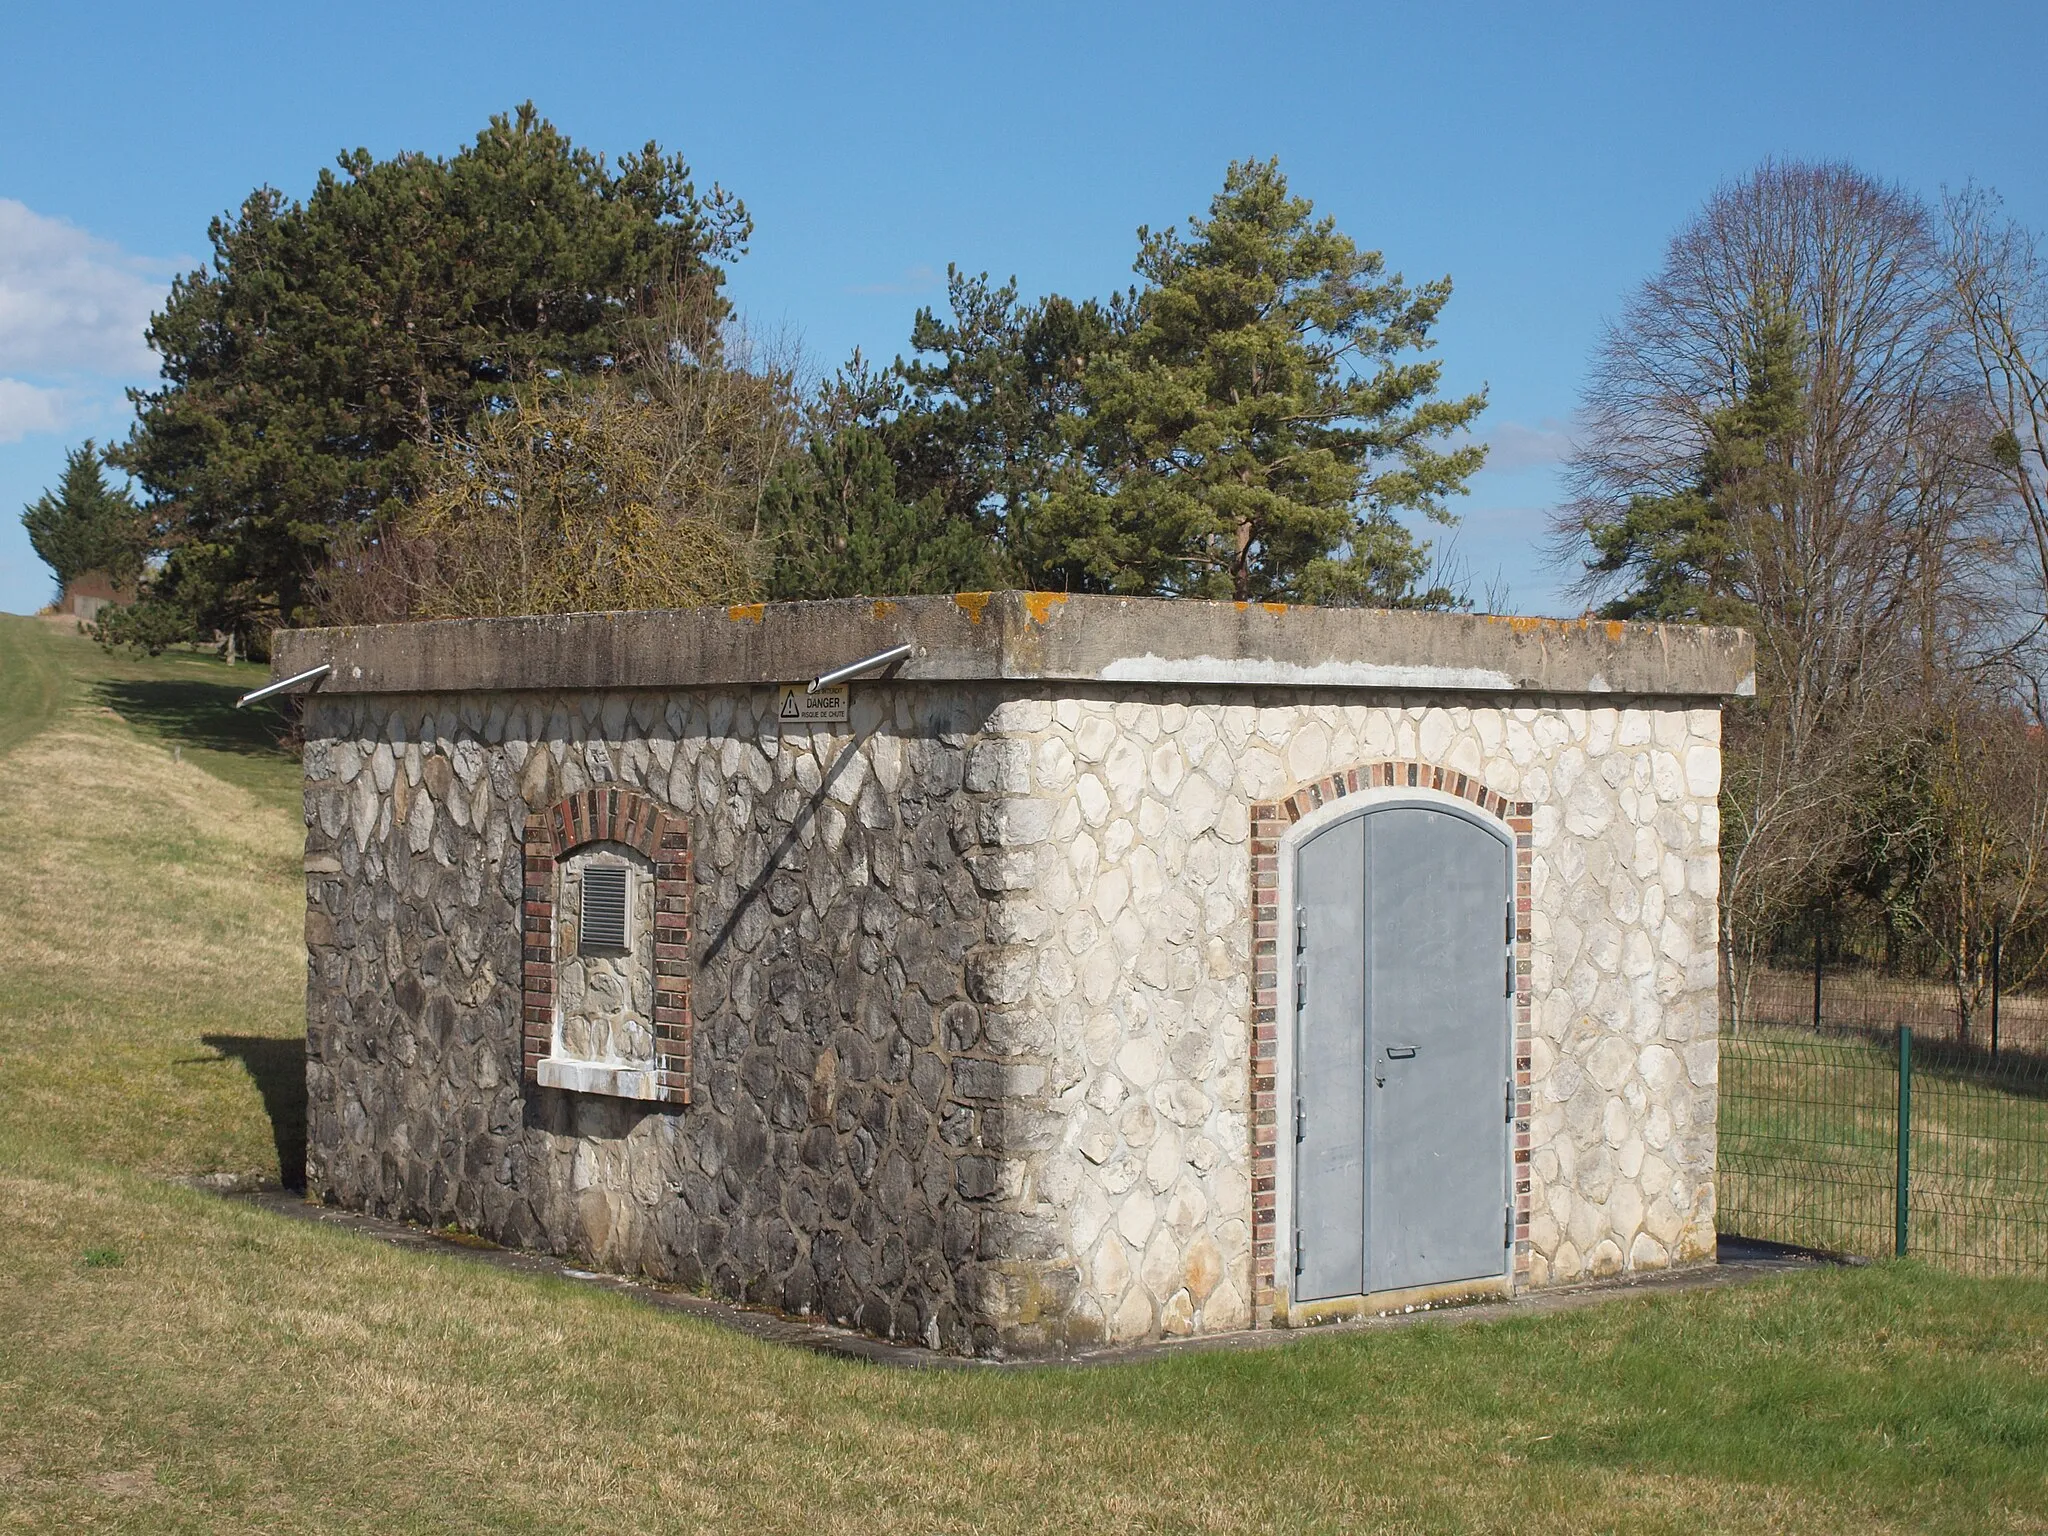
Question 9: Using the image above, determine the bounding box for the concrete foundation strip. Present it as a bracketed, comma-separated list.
[210, 1184, 1827, 1371]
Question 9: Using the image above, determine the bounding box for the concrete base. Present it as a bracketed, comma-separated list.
[232, 1188, 1826, 1370]
[1275, 1274, 1514, 1329]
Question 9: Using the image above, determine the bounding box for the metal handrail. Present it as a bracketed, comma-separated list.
[237, 662, 332, 708]
[808, 643, 914, 694]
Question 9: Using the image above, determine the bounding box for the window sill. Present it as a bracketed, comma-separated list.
[535, 1057, 661, 1101]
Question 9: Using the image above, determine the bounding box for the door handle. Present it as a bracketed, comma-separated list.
[1376, 1044, 1416, 1087]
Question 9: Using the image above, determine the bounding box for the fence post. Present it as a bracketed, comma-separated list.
[1990, 923, 2002, 1062]
[1895, 1025, 1912, 1258]
[1812, 927, 1824, 1032]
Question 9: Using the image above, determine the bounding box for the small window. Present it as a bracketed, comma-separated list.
[579, 863, 630, 953]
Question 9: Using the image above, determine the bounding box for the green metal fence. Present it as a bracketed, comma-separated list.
[1718, 1023, 2048, 1276]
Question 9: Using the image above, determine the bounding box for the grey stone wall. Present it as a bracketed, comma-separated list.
[303, 684, 1048, 1355]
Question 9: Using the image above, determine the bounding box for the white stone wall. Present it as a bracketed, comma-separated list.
[976, 692, 1722, 1344]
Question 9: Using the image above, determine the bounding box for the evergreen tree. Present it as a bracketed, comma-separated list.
[1587, 300, 1807, 624]
[1585, 485, 1745, 623]
[885, 270, 1123, 587]
[20, 441, 144, 598]
[760, 427, 1012, 599]
[1039, 158, 1487, 600]
[766, 160, 1487, 607]
[113, 104, 747, 650]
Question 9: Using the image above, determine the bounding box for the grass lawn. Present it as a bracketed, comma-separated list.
[3, 615, 2048, 1533]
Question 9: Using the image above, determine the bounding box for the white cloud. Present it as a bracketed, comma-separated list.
[1480, 417, 1575, 473]
[0, 377, 71, 443]
[0, 199, 172, 377]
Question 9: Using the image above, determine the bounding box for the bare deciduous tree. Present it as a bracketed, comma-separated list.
[1554, 162, 2004, 1023]
[1856, 700, 2048, 1040]
[318, 281, 801, 622]
[1945, 186, 2048, 711]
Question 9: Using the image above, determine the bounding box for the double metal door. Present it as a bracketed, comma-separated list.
[1293, 804, 1512, 1301]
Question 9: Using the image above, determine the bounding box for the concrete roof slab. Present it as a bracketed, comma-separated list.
[270, 592, 1754, 700]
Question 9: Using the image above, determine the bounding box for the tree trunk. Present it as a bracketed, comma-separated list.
[1721, 907, 1740, 1035]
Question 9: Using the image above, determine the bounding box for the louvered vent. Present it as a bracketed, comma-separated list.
[579, 864, 629, 953]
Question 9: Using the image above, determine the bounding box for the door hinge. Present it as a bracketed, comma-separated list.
[1296, 964, 1307, 1010]
[1505, 1076, 1515, 1123]
[1504, 1203, 1514, 1247]
[1506, 898, 1515, 944]
[1294, 1233, 1304, 1277]
[1505, 954, 1515, 996]
[1295, 1097, 1306, 1143]
[1295, 905, 1306, 954]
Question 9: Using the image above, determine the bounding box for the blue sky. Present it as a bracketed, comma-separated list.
[3, 0, 2044, 616]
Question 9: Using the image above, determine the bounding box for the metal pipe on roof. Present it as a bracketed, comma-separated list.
[808, 643, 914, 694]
[237, 662, 332, 708]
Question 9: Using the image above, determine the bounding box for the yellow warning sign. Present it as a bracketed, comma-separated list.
[776, 684, 849, 724]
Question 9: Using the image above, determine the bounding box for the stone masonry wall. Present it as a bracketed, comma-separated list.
[963, 692, 1722, 1342]
[301, 679, 1722, 1356]
[303, 683, 1056, 1356]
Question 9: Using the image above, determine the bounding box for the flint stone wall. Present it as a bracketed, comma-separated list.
[304, 683, 1045, 1355]
[302, 674, 1720, 1355]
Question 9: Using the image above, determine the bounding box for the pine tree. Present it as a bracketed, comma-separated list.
[886, 270, 1122, 589]
[1587, 300, 1807, 624]
[114, 105, 746, 649]
[20, 441, 144, 599]
[1037, 158, 1487, 600]
[760, 428, 1011, 599]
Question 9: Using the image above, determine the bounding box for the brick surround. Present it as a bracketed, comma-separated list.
[522, 786, 693, 1105]
[1249, 760, 1535, 1319]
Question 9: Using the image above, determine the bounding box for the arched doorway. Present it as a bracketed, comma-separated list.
[1292, 801, 1514, 1301]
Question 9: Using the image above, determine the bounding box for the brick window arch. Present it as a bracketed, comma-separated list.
[523, 786, 692, 1105]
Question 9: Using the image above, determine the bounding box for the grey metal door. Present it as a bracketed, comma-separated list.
[1294, 816, 1368, 1302]
[1294, 805, 1511, 1301]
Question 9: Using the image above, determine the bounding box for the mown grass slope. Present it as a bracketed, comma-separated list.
[2, 615, 2046, 1534]
[0, 619, 300, 1178]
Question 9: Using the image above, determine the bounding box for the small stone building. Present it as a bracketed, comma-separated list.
[59, 570, 130, 623]
[281, 594, 1752, 1356]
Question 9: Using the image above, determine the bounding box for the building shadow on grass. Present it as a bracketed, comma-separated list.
[201, 1034, 307, 1190]
[93, 678, 295, 761]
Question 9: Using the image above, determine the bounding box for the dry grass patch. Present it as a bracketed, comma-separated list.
[0, 705, 302, 1178]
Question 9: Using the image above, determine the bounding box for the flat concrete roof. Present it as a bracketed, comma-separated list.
[270, 592, 1754, 700]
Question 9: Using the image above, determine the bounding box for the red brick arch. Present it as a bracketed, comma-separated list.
[1249, 761, 1534, 1320]
[522, 786, 693, 1105]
